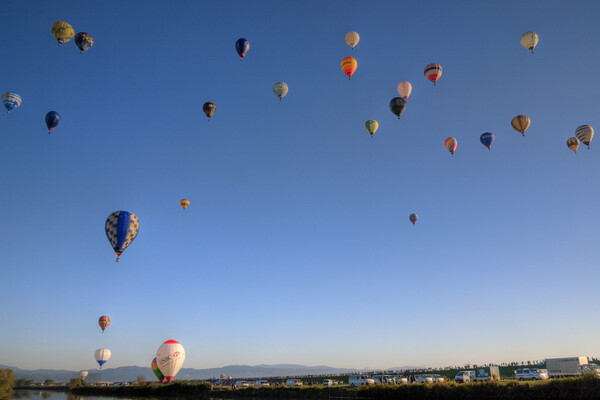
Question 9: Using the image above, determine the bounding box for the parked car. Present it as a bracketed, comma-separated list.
[413, 374, 433, 384]
[285, 379, 303, 386]
[348, 375, 375, 386]
[514, 368, 549, 381]
[372, 374, 393, 384]
[254, 380, 270, 387]
[234, 380, 249, 388]
[323, 379, 334, 386]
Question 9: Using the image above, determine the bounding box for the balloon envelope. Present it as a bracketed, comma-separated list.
[74, 32, 94, 53]
[98, 315, 110, 332]
[397, 81, 412, 100]
[575, 125, 594, 148]
[105, 211, 140, 262]
[424, 63, 442, 84]
[273, 82, 288, 100]
[511, 115, 530, 136]
[344, 31, 360, 48]
[235, 38, 250, 60]
[389, 97, 406, 119]
[567, 137, 580, 153]
[156, 340, 185, 382]
[51, 21, 74, 45]
[480, 132, 495, 150]
[445, 137, 457, 155]
[365, 120, 378, 137]
[341, 57, 357, 79]
[203, 102, 216, 120]
[520, 31, 539, 52]
[45, 111, 61, 133]
[2, 92, 22, 112]
[409, 214, 418, 225]
[94, 348, 111, 369]
[152, 358, 166, 382]
[180, 199, 190, 209]
[79, 370, 88, 380]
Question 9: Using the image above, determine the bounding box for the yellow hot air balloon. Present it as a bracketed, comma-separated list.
[511, 115, 530, 136]
[566, 137, 579, 153]
[520, 31, 539, 53]
[180, 199, 190, 210]
[51, 21, 75, 46]
[345, 31, 360, 49]
[365, 120, 378, 137]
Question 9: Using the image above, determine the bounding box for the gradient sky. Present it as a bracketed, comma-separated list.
[1, 1, 599, 372]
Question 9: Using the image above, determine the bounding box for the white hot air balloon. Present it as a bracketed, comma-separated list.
[156, 340, 185, 382]
[397, 81, 412, 100]
[79, 370, 88, 380]
[94, 348, 111, 369]
[344, 31, 359, 49]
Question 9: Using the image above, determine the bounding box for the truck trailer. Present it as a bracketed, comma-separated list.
[545, 356, 600, 377]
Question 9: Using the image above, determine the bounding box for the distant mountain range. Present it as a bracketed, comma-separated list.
[2, 364, 385, 383]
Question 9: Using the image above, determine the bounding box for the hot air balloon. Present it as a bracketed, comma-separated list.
[480, 132, 495, 150]
[235, 38, 250, 60]
[273, 82, 288, 101]
[51, 21, 75, 45]
[105, 211, 139, 262]
[156, 340, 185, 383]
[511, 115, 530, 136]
[520, 32, 539, 53]
[397, 81, 412, 100]
[98, 315, 110, 332]
[2, 92, 22, 113]
[341, 57, 357, 79]
[45, 111, 61, 134]
[180, 199, 190, 210]
[94, 348, 111, 369]
[389, 97, 406, 119]
[74, 32, 94, 53]
[365, 120, 379, 137]
[409, 214, 418, 226]
[203, 102, 216, 121]
[79, 370, 88, 380]
[567, 137, 580, 153]
[445, 137, 457, 155]
[152, 358, 166, 383]
[344, 31, 360, 49]
[575, 125, 594, 149]
[424, 63, 442, 85]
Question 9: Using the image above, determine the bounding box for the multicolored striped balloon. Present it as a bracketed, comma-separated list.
[2, 92, 22, 113]
[74, 32, 94, 53]
[98, 315, 110, 332]
[365, 120, 379, 137]
[575, 125, 594, 148]
[152, 357, 166, 382]
[520, 31, 539, 53]
[445, 137, 457, 155]
[105, 211, 139, 262]
[424, 63, 442, 85]
[511, 115, 530, 136]
[566, 137, 580, 153]
[51, 21, 74, 45]
[341, 57, 357, 79]
[273, 82, 288, 101]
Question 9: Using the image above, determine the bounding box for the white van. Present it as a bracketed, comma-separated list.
[254, 380, 270, 387]
[348, 375, 375, 386]
[514, 368, 549, 381]
[285, 379, 302, 386]
[322, 379, 334, 386]
[454, 371, 476, 383]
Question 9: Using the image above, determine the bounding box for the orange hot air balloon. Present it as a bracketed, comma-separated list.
[98, 315, 110, 332]
[341, 57, 357, 79]
[180, 199, 190, 210]
[445, 137, 457, 155]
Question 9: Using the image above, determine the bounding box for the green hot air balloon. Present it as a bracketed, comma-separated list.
[365, 120, 379, 137]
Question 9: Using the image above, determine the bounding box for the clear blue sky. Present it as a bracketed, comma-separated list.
[1, 0, 599, 371]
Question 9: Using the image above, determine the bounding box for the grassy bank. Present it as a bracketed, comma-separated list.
[71, 376, 600, 399]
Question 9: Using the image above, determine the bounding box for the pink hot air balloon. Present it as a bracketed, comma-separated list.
[156, 340, 185, 382]
[397, 81, 412, 100]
